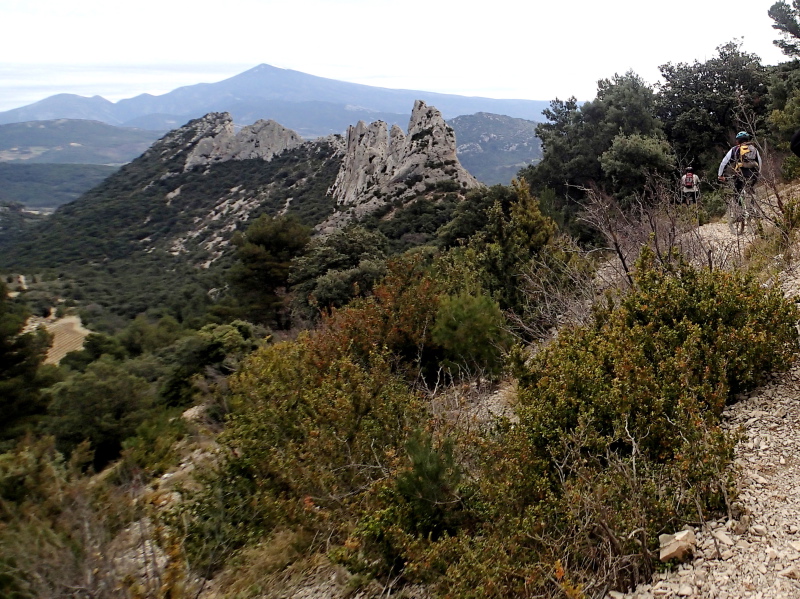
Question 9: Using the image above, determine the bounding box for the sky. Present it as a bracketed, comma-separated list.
[0, 0, 792, 113]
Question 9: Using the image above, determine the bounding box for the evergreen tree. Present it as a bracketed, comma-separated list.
[770, 0, 800, 57]
[289, 226, 388, 320]
[527, 71, 662, 198]
[600, 133, 675, 204]
[521, 72, 663, 238]
[657, 41, 768, 168]
[45, 357, 152, 469]
[468, 179, 557, 313]
[226, 214, 310, 326]
[0, 282, 52, 446]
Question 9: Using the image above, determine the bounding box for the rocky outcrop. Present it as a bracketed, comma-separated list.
[145, 112, 232, 167]
[184, 116, 303, 170]
[324, 101, 481, 228]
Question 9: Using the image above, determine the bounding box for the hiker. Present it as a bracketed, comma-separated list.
[680, 167, 700, 203]
[717, 131, 761, 194]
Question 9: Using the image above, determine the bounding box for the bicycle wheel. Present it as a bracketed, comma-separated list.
[727, 197, 744, 235]
[743, 190, 764, 235]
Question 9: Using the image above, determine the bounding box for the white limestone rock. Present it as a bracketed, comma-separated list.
[660, 529, 697, 563]
[324, 100, 481, 230]
[183, 115, 302, 170]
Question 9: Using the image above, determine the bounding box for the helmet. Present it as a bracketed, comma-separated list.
[736, 131, 751, 141]
[685, 167, 693, 172]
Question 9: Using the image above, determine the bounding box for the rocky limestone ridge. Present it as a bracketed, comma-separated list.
[322, 100, 481, 231]
[183, 116, 303, 170]
[135, 112, 305, 175]
[139, 112, 231, 169]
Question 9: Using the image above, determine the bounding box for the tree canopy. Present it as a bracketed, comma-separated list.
[226, 214, 311, 326]
[0, 283, 52, 447]
[657, 41, 769, 168]
[770, 0, 800, 57]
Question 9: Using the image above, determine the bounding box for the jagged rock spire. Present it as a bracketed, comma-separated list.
[327, 101, 480, 217]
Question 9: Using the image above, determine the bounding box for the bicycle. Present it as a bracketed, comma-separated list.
[722, 176, 763, 236]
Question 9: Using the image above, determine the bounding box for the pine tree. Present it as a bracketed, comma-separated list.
[770, 1, 800, 57]
[0, 282, 52, 446]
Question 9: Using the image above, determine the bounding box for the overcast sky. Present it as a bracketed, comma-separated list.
[0, 0, 791, 113]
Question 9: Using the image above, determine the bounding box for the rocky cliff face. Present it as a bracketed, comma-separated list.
[323, 101, 480, 230]
[184, 117, 303, 170]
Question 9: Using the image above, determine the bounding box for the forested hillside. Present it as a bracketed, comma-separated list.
[5, 4, 800, 599]
[450, 112, 542, 185]
[0, 163, 118, 211]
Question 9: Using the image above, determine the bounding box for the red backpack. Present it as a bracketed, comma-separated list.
[683, 174, 695, 188]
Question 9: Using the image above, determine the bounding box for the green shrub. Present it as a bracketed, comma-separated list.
[344, 431, 475, 580]
[431, 291, 510, 378]
[60, 332, 127, 371]
[372, 253, 798, 597]
[289, 226, 388, 320]
[700, 189, 727, 220]
[782, 154, 800, 181]
[120, 408, 188, 476]
[0, 437, 136, 598]
[305, 255, 444, 381]
[45, 357, 154, 469]
[176, 340, 426, 574]
[479, 251, 799, 594]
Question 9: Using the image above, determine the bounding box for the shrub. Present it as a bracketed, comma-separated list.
[782, 154, 800, 181]
[345, 431, 475, 580]
[480, 251, 799, 594]
[289, 226, 388, 320]
[0, 437, 136, 598]
[369, 253, 798, 597]
[305, 255, 444, 381]
[177, 340, 426, 574]
[431, 291, 510, 378]
[45, 357, 154, 469]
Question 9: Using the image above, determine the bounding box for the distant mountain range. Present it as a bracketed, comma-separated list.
[0, 112, 542, 209]
[0, 64, 550, 138]
[0, 66, 546, 207]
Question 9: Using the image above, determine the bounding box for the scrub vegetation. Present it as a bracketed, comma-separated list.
[4, 9, 800, 597]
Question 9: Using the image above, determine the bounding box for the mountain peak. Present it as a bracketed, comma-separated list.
[0, 65, 550, 134]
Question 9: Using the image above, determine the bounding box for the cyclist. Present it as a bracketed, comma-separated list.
[718, 131, 762, 233]
[717, 131, 761, 193]
[680, 167, 700, 203]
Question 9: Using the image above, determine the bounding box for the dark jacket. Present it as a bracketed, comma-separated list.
[791, 128, 800, 158]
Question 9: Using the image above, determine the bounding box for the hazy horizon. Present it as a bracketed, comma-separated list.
[0, 0, 790, 114]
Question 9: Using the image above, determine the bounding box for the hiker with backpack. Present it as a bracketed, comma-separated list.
[680, 167, 700, 203]
[717, 131, 761, 194]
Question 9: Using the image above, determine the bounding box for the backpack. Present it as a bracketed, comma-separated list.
[683, 174, 695, 188]
[735, 143, 759, 170]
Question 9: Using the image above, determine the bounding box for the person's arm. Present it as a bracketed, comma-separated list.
[718, 148, 734, 178]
